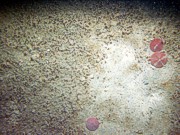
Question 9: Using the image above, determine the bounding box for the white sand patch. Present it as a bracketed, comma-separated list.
[83, 39, 173, 133]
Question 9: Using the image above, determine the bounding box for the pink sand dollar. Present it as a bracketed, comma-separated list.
[150, 52, 168, 68]
[86, 117, 100, 131]
[150, 38, 164, 52]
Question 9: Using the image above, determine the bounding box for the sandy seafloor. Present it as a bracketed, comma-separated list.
[0, 0, 179, 134]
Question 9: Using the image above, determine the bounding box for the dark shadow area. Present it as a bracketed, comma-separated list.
[0, 0, 179, 9]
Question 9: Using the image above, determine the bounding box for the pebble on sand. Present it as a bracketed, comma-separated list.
[150, 38, 164, 52]
[86, 117, 100, 131]
[150, 52, 168, 68]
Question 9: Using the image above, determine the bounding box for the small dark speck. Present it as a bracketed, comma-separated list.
[144, 82, 149, 85]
